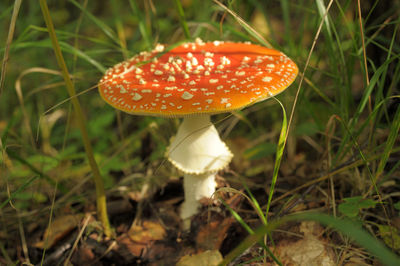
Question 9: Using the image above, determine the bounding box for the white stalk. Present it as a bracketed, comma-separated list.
[180, 172, 216, 220]
[167, 115, 233, 220]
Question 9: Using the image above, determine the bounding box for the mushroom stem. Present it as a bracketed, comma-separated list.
[181, 172, 216, 220]
[167, 115, 233, 220]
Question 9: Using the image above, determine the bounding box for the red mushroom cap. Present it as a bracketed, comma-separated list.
[99, 39, 298, 117]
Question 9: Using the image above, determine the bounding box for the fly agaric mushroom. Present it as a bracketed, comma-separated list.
[98, 39, 298, 220]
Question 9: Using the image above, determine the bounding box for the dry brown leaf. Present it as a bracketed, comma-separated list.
[196, 217, 234, 251]
[117, 234, 147, 257]
[73, 243, 96, 265]
[34, 214, 83, 249]
[177, 250, 223, 266]
[128, 220, 166, 243]
[273, 221, 335, 266]
[118, 221, 167, 259]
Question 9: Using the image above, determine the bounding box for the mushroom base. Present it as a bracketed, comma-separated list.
[180, 172, 217, 220]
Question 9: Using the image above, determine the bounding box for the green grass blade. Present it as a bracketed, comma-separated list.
[129, 0, 153, 48]
[212, 0, 271, 48]
[295, 213, 400, 266]
[265, 99, 287, 217]
[173, 0, 191, 40]
[217, 187, 266, 226]
[219, 196, 254, 234]
[110, 0, 129, 59]
[376, 104, 400, 178]
[1, 112, 18, 145]
[0, 5, 13, 20]
[219, 212, 400, 266]
[0, 176, 39, 209]
[218, 217, 282, 265]
[354, 58, 396, 125]
[22, 25, 118, 48]
[316, 0, 332, 37]
[0, 242, 14, 266]
[335, 55, 399, 163]
[59, 41, 106, 73]
[242, 181, 267, 224]
[0, 0, 22, 95]
[39, 0, 111, 237]
[280, 0, 293, 50]
[68, 0, 119, 45]
[335, 116, 383, 202]
[10, 40, 106, 73]
[219, 196, 281, 265]
[6, 150, 67, 193]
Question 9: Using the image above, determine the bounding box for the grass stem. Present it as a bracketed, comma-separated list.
[174, 0, 191, 40]
[39, 0, 112, 237]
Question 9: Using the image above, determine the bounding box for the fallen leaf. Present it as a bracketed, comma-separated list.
[73, 243, 96, 265]
[34, 214, 83, 249]
[117, 220, 167, 258]
[117, 233, 147, 257]
[177, 250, 223, 266]
[128, 220, 166, 243]
[273, 221, 335, 266]
[196, 217, 234, 251]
